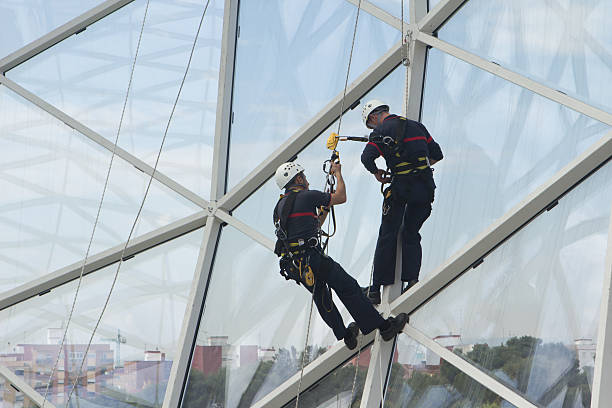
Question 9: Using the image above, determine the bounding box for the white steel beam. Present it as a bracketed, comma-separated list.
[418, 0, 467, 34]
[0, 0, 136, 73]
[251, 334, 376, 408]
[214, 208, 275, 251]
[360, 2, 428, 406]
[0, 74, 209, 209]
[163, 216, 222, 408]
[0, 211, 208, 311]
[210, 0, 240, 201]
[0, 364, 58, 408]
[415, 32, 612, 126]
[255, 134, 612, 408]
[218, 41, 403, 212]
[344, 0, 403, 30]
[591, 203, 612, 408]
[402, 324, 539, 408]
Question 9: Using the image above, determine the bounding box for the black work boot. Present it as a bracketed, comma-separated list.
[361, 286, 381, 305]
[380, 313, 409, 341]
[343, 322, 359, 350]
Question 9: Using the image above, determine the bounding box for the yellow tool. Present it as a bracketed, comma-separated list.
[326, 132, 368, 150]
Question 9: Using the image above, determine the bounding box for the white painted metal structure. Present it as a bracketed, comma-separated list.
[0, 0, 610, 407]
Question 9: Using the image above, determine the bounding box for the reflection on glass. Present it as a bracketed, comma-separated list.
[438, 0, 612, 113]
[226, 0, 400, 189]
[233, 66, 406, 287]
[0, 228, 203, 407]
[411, 161, 612, 406]
[0, 0, 102, 57]
[183, 226, 344, 407]
[0, 84, 199, 293]
[282, 345, 372, 408]
[8, 0, 224, 199]
[0, 376, 34, 408]
[385, 334, 517, 407]
[418, 48, 609, 279]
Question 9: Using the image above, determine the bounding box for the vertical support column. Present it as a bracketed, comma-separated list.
[591, 204, 612, 408]
[210, 0, 240, 202]
[360, 1, 429, 407]
[162, 216, 222, 408]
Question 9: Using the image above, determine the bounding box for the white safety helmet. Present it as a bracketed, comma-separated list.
[362, 99, 389, 129]
[275, 162, 305, 189]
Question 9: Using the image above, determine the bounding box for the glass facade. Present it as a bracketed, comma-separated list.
[411, 160, 612, 406]
[0, 228, 203, 407]
[225, 0, 400, 190]
[1, 1, 611, 407]
[7, 0, 224, 199]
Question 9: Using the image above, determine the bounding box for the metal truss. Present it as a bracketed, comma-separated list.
[0, 365, 58, 408]
[592, 206, 612, 407]
[1, 0, 612, 407]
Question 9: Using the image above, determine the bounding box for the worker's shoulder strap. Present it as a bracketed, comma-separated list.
[273, 189, 301, 256]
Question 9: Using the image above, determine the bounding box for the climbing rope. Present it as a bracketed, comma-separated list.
[41, 1, 151, 406]
[62, 0, 212, 406]
[401, 0, 410, 117]
[293, 2, 364, 406]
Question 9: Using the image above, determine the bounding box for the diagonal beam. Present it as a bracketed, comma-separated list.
[0, 0, 136, 73]
[217, 41, 403, 212]
[163, 216, 222, 408]
[0, 364, 58, 408]
[0, 74, 209, 209]
[415, 32, 612, 126]
[210, 0, 239, 201]
[254, 134, 612, 408]
[418, 0, 467, 34]
[591, 203, 612, 408]
[251, 335, 376, 408]
[344, 0, 403, 30]
[214, 208, 275, 251]
[402, 324, 538, 408]
[0, 211, 208, 311]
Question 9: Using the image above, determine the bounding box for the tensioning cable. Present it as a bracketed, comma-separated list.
[63, 0, 212, 406]
[41, 1, 151, 406]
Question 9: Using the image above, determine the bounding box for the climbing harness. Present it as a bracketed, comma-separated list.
[41, 2, 152, 407]
[60, 1, 212, 406]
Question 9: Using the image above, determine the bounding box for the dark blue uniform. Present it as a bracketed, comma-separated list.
[274, 189, 386, 340]
[361, 115, 443, 288]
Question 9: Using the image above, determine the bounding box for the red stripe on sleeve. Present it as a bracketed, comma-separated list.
[289, 212, 318, 219]
[427, 137, 433, 143]
[403, 136, 428, 142]
[367, 142, 383, 157]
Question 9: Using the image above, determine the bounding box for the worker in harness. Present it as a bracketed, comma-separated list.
[273, 161, 408, 349]
[359, 100, 443, 305]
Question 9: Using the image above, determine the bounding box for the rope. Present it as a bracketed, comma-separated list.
[294, 288, 316, 408]
[336, 0, 362, 135]
[401, 0, 410, 117]
[63, 0, 212, 405]
[41, 1, 151, 406]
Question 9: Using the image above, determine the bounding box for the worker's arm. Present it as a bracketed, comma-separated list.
[329, 162, 346, 206]
[419, 122, 443, 165]
[361, 141, 382, 174]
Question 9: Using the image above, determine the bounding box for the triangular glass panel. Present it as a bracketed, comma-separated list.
[409, 160, 612, 407]
[386, 333, 519, 407]
[0, 83, 200, 293]
[417, 48, 610, 280]
[225, 0, 401, 190]
[0, 227, 204, 407]
[282, 344, 372, 407]
[7, 0, 224, 199]
[183, 224, 351, 407]
[437, 0, 612, 113]
[0, 0, 102, 58]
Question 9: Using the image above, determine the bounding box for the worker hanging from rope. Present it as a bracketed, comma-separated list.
[272, 161, 408, 349]
[359, 100, 444, 305]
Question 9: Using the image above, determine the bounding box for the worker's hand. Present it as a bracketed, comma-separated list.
[374, 169, 391, 184]
[330, 162, 342, 176]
